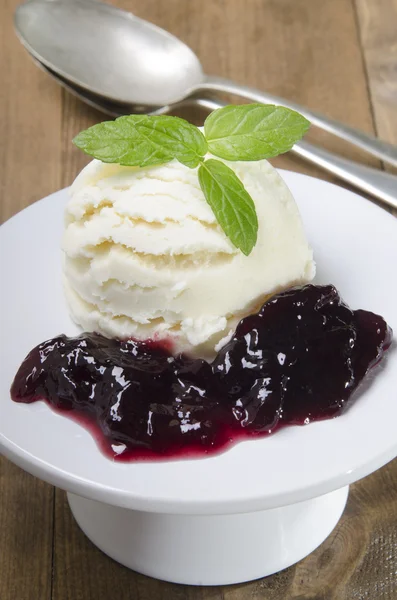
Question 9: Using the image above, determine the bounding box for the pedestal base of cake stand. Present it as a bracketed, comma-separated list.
[67, 485, 349, 586]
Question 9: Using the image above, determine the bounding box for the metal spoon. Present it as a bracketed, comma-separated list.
[31, 56, 164, 118]
[32, 57, 397, 212]
[15, 0, 397, 168]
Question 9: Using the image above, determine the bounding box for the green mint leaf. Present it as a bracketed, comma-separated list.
[73, 115, 207, 168]
[198, 159, 258, 256]
[204, 103, 310, 161]
[73, 116, 172, 167]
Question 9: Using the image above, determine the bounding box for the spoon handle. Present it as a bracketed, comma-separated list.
[194, 97, 397, 211]
[294, 141, 397, 211]
[198, 76, 397, 169]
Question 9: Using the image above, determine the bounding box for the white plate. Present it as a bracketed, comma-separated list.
[1, 171, 396, 515]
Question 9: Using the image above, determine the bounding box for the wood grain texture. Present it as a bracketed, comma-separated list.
[0, 461, 54, 600]
[355, 0, 397, 148]
[355, 0, 397, 219]
[0, 0, 62, 223]
[1, 0, 396, 599]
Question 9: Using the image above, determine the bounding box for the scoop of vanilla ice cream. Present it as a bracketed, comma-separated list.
[63, 157, 315, 356]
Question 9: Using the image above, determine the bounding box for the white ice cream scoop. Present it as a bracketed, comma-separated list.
[63, 157, 315, 356]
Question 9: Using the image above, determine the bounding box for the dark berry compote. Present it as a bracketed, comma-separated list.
[11, 285, 392, 461]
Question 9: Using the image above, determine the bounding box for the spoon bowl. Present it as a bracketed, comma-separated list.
[30, 52, 217, 122]
[31, 55, 167, 117]
[15, 0, 203, 105]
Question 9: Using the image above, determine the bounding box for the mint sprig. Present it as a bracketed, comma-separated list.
[73, 104, 310, 255]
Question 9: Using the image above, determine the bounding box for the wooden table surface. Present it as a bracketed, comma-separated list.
[1, 1, 396, 598]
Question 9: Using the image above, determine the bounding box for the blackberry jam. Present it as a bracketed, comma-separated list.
[11, 285, 392, 461]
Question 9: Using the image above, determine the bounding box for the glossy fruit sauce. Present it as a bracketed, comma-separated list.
[11, 285, 392, 461]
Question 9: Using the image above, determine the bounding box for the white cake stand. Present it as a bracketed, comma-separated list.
[1, 171, 396, 586]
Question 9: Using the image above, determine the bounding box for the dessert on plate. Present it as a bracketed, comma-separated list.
[10, 104, 392, 460]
